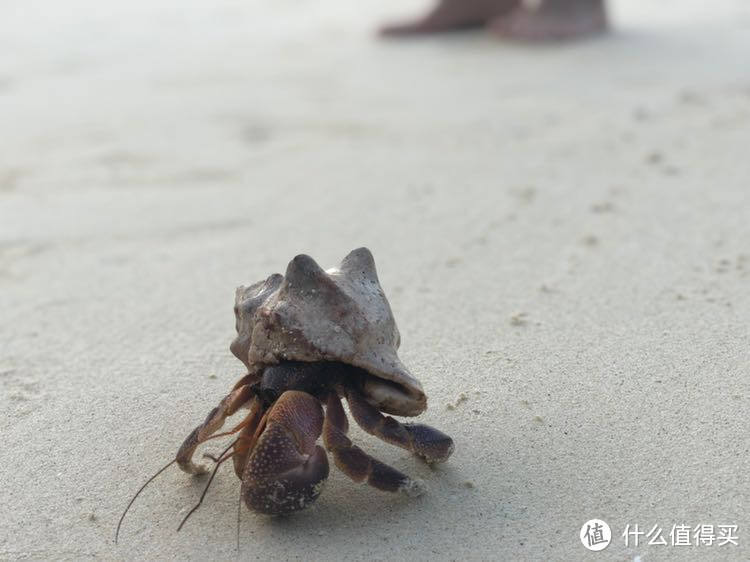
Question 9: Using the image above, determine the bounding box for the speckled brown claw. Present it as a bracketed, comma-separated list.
[241, 390, 329, 515]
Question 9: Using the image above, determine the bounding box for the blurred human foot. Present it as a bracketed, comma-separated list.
[490, 0, 607, 41]
[380, 0, 520, 36]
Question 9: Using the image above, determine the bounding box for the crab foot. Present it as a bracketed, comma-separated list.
[323, 393, 427, 496]
[241, 390, 329, 515]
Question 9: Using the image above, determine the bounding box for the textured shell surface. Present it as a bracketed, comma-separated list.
[230, 248, 426, 416]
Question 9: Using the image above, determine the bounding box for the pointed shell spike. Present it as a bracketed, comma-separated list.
[339, 247, 379, 283]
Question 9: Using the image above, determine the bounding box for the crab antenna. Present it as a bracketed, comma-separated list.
[115, 426, 249, 544]
[177, 439, 238, 532]
[115, 458, 177, 544]
[236, 486, 242, 553]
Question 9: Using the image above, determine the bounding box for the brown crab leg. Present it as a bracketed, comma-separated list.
[230, 398, 266, 479]
[176, 374, 257, 475]
[323, 393, 426, 497]
[116, 378, 258, 543]
[241, 390, 330, 515]
[344, 388, 455, 464]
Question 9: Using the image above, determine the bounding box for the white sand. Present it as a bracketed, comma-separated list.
[1, 0, 749, 560]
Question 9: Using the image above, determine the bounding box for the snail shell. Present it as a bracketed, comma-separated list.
[230, 248, 427, 416]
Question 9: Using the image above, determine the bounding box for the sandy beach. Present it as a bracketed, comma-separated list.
[1, 0, 749, 560]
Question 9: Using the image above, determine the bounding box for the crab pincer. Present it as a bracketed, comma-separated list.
[241, 390, 329, 515]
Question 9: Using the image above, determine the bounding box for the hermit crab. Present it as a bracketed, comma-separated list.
[116, 248, 454, 540]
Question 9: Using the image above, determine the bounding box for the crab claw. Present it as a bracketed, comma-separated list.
[241, 391, 329, 515]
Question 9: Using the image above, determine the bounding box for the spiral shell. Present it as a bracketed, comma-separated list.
[230, 248, 426, 416]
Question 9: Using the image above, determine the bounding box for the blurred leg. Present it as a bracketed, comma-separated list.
[380, 0, 520, 36]
[491, 0, 608, 41]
